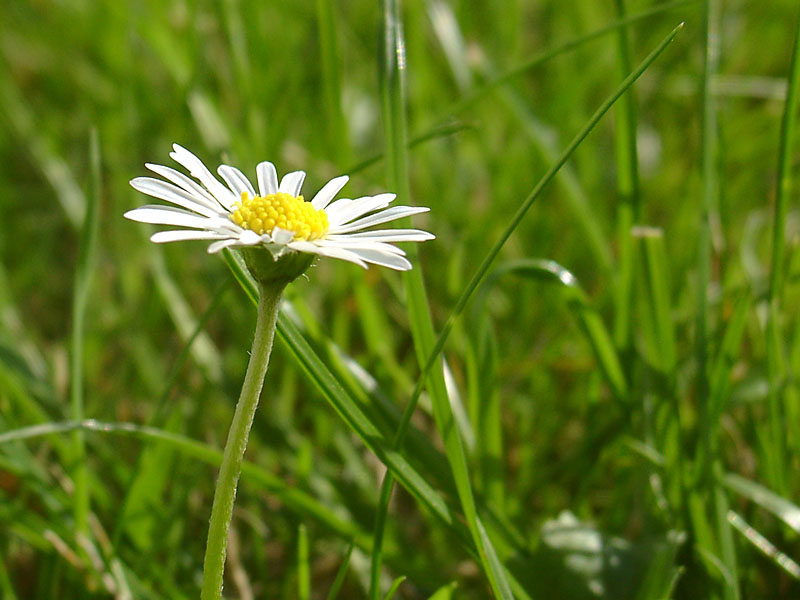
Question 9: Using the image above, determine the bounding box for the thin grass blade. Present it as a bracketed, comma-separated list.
[70, 129, 101, 541]
[325, 544, 354, 600]
[611, 0, 641, 350]
[765, 5, 800, 498]
[298, 524, 310, 600]
[0, 420, 373, 550]
[383, 576, 406, 600]
[727, 511, 800, 580]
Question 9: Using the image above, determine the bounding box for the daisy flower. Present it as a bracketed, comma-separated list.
[125, 144, 433, 271]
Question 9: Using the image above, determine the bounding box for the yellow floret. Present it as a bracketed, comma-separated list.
[229, 192, 329, 241]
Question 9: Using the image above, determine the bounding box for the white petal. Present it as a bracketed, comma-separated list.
[329, 206, 430, 234]
[145, 163, 225, 212]
[286, 240, 324, 254]
[218, 165, 255, 198]
[130, 177, 221, 218]
[316, 239, 407, 256]
[322, 198, 353, 223]
[341, 246, 412, 270]
[288, 241, 368, 269]
[311, 175, 349, 209]
[278, 171, 306, 196]
[326, 193, 396, 227]
[151, 230, 231, 243]
[207, 239, 240, 254]
[271, 227, 294, 245]
[169, 144, 237, 209]
[256, 162, 279, 196]
[124, 206, 220, 229]
[326, 229, 435, 242]
[238, 230, 263, 245]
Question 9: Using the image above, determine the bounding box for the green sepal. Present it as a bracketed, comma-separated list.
[240, 246, 315, 286]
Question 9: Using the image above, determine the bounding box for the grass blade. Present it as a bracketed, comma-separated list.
[611, 0, 641, 351]
[325, 544, 354, 600]
[298, 524, 310, 600]
[70, 129, 101, 541]
[427, 582, 458, 599]
[727, 511, 800, 580]
[383, 576, 406, 600]
[767, 0, 800, 304]
[694, 0, 720, 468]
[370, 477, 393, 600]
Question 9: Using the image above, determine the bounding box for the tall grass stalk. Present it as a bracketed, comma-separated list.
[695, 0, 720, 433]
[766, 7, 800, 497]
[298, 524, 311, 600]
[373, 1, 513, 597]
[611, 0, 640, 351]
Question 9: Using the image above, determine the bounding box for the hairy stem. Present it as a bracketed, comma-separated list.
[201, 281, 283, 600]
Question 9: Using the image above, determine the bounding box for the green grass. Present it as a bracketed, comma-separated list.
[2, 0, 800, 598]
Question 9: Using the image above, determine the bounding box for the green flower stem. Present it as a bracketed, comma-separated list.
[200, 281, 284, 600]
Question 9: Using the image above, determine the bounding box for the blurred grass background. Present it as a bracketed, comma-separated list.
[1, 0, 800, 598]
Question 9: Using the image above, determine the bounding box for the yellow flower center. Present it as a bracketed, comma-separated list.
[230, 192, 329, 241]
